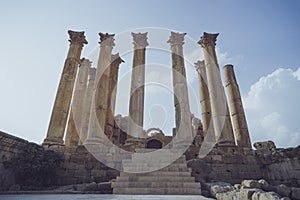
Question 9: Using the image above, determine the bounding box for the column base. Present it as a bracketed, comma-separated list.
[42, 137, 65, 147]
[84, 137, 112, 154]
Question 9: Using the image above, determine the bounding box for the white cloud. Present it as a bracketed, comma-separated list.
[293, 67, 300, 80]
[243, 67, 300, 148]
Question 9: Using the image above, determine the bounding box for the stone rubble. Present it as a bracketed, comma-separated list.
[203, 179, 300, 200]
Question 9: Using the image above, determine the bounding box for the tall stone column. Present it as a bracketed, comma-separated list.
[65, 58, 91, 146]
[224, 64, 251, 148]
[79, 67, 96, 145]
[167, 32, 193, 143]
[125, 32, 148, 149]
[198, 32, 235, 146]
[85, 33, 115, 145]
[195, 60, 212, 135]
[43, 30, 87, 146]
[105, 53, 124, 142]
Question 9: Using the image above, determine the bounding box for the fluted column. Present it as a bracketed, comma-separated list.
[125, 32, 148, 149]
[105, 53, 124, 142]
[195, 60, 212, 135]
[79, 67, 96, 145]
[167, 32, 193, 143]
[85, 33, 115, 145]
[198, 32, 235, 146]
[224, 64, 251, 148]
[65, 58, 91, 146]
[43, 30, 87, 146]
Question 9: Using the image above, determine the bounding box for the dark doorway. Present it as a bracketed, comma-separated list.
[146, 139, 163, 149]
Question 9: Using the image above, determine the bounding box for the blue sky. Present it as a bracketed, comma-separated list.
[0, 0, 300, 147]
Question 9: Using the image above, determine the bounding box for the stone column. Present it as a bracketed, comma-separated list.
[198, 32, 235, 146]
[105, 53, 124, 142]
[167, 32, 193, 143]
[79, 67, 96, 145]
[85, 33, 115, 145]
[125, 32, 148, 149]
[224, 64, 251, 148]
[195, 60, 212, 135]
[43, 30, 87, 146]
[65, 58, 91, 146]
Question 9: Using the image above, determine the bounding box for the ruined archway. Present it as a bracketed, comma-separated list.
[146, 139, 163, 149]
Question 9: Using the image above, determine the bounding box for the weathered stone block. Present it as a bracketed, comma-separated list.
[291, 187, 300, 200]
[252, 191, 281, 200]
[207, 182, 234, 198]
[275, 184, 291, 197]
[241, 180, 262, 189]
[85, 182, 98, 191]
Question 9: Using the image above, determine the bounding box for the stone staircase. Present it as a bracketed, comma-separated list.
[112, 149, 201, 195]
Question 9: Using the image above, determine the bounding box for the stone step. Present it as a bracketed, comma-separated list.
[111, 181, 201, 188]
[113, 187, 201, 195]
[123, 156, 186, 164]
[123, 166, 192, 174]
[116, 176, 196, 182]
[122, 162, 187, 168]
[134, 148, 161, 153]
[120, 171, 192, 177]
[122, 166, 191, 172]
[134, 148, 186, 154]
[131, 154, 186, 161]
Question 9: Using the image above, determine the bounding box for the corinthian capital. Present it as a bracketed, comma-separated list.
[167, 32, 186, 46]
[111, 53, 125, 65]
[68, 30, 88, 46]
[194, 60, 205, 73]
[99, 33, 115, 47]
[198, 32, 219, 48]
[132, 32, 148, 48]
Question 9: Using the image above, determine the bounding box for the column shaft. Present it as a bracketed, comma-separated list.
[125, 32, 148, 149]
[195, 60, 212, 135]
[168, 32, 193, 142]
[79, 67, 96, 144]
[43, 30, 87, 145]
[224, 65, 251, 148]
[65, 58, 91, 146]
[199, 32, 235, 146]
[105, 53, 124, 142]
[85, 33, 115, 144]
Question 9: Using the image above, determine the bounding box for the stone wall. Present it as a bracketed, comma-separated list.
[187, 145, 300, 187]
[48, 145, 120, 186]
[0, 131, 40, 190]
[265, 147, 300, 186]
[0, 131, 120, 191]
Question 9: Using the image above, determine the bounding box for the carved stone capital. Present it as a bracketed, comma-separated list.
[132, 32, 148, 48]
[167, 32, 186, 46]
[198, 32, 219, 48]
[194, 60, 205, 73]
[99, 33, 115, 47]
[80, 58, 92, 67]
[111, 53, 124, 65]
[68, 30, 88, 46]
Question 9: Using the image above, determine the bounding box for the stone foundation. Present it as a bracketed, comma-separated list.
[0, 131, 37, 190]
[49, 145, 120, 186]
[187, 146, 300, 187]
[1, 131, 299, 192]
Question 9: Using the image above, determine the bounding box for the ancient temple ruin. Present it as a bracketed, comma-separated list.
[40, 30, 254, 195]
[1, 30, 299, 198]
